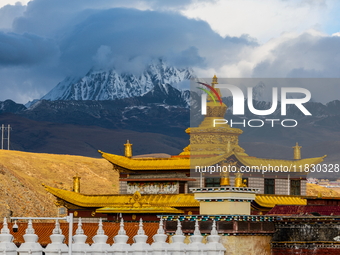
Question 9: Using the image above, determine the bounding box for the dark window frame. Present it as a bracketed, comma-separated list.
[290, 179, 301, 195]
[264, 178, 275, 194]
[205, 177, 221, 187]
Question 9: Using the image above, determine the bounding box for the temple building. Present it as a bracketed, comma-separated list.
[44, 75, 326, 221]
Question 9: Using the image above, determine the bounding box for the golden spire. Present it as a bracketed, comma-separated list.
[211, 74, 218, 87]
[124, 140, 133, 158]
[293, 142, 302, 160]
[73, 175, 81, 193]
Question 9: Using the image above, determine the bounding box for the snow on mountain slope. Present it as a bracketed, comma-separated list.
[42, 60, 194, 101]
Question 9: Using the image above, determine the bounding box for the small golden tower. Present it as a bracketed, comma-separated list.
[124, 140, 133, 158]
[211, 74, 218, 86]
[220, 169, 230, 186]
[293, 142, 302, 160]
[234, 171, 243, 187]
[73, 176, 81, 193]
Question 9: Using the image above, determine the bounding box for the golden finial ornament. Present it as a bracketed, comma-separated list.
[234, 171, 243, 187]
[124, 140, 133, 158]
[220, 170, 230, 186]
[226, 140, 231, 153]
[73, 175, 81, 193]
[293, 142, 302, 160]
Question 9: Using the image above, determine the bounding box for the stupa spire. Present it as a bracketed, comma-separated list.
[1, 217, 9, 234]
[76, 218, 84, 235]
[118, 218, 126, 235]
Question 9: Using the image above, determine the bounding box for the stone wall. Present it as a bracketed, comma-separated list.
[249, 177, 264, 193]
[301, 179, 307, 196]
[220, 235, 272, 255]
[275, 179, 288, 195]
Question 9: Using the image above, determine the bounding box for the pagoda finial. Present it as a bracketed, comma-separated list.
[97, 218, 104, 235]
[124, 140, 133, 158]
[118, 218, 126, 235]
[52, 219, 62, 235]
[76, 218, 84, 235]
[157, 217, 165, 234]
[1, 217, 9, 234]
[175, 219, 183, 235]
[211, 74, 218, 87]
[26, 219, 35, 234]
[137, 218, 145, 235]
[293, 142, 302, 160]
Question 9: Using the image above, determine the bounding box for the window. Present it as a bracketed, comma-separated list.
[290, 180, 301, 195]
[205, 178, 221, 187]
[264, 179, 275, 194]
[58, 207, 67, 215]
[179, 182, 186, 193]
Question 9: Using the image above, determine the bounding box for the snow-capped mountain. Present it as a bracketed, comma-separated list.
[42, 60, 194, 101]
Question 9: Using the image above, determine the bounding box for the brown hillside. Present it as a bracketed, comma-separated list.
[0, 150, 118, 218]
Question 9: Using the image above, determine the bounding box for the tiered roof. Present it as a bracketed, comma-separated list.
[43, 185, 308, 212]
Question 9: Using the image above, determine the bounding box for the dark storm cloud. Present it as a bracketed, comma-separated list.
[253, 33, 340, 78]
[0, 32, 59, 66]
[57, 8, 255, 75]
[10, 0, 216, 36]
[0, 2, 255, 103]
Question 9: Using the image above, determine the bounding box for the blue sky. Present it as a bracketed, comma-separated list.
[0, 0, 340, 103]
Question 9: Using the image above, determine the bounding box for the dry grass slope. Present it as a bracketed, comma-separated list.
[306, 183, 340, 197]
[0, 150, 119, 218]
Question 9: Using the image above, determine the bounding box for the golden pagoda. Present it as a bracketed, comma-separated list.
[44, 75, 326, 220]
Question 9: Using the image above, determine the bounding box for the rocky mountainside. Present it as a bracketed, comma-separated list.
[0, 100, 26, 114]
[42, 60, 194, 101]
[0, 150, 118, 218]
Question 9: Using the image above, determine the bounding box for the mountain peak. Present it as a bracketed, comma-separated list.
[41, 61, 194, 101]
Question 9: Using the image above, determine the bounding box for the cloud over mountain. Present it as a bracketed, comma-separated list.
[0, 0, 340, 103]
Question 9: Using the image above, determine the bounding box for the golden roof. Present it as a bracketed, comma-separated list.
[235, 154, 326, 169]
[99, 149, 326, 173]
[96, 206, 184, 214]
[43, 185, 199, 208]
[45, 185, 307, 210]
[255, 194, 307, 208]
[99, 150, 232, 171]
